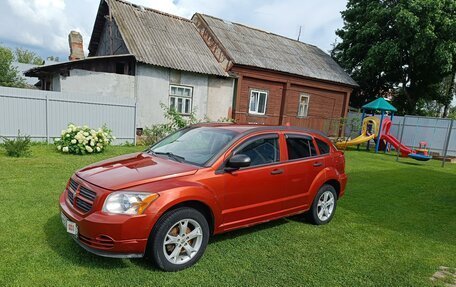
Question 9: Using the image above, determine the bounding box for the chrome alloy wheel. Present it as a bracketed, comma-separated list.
[163, 219, 203, 265]
[317, 190, 335, 221]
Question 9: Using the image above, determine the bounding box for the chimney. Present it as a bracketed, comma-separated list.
[68, 31, 85, 61]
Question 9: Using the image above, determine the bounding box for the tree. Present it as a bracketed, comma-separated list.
[332, 0, 456, 115]
[0, 46, 25, 88]
[15, 48, 44, 65]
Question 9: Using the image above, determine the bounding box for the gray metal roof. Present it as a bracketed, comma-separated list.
[106, 0, 228, 77]
[198, 14, 358, 87]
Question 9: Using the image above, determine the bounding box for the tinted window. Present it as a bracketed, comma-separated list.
[315, 138, 330, 154]
[286, 137, 317, 160]
[236, 137, 279, 167]
[152, 127, 236, 166]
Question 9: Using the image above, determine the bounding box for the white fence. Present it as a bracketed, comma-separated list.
[0, 87, 136, 144]
[346, 112, 456, 158]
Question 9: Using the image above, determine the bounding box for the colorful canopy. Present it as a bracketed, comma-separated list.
[362, 98, 397, 112]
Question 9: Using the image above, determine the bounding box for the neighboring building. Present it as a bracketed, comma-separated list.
[26, 0, 235, 129]
[26, 0, 356, 132]
[193, 14, 358, 131]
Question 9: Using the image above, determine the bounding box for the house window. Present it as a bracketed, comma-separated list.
[169, 85, 193, 115]
[298, 94, 310, 117]
[249, 89, 268, 115]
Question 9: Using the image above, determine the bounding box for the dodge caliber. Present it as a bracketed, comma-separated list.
[60, 124, 347, 271]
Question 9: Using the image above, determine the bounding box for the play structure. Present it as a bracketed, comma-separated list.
[336, 98, 432, 161]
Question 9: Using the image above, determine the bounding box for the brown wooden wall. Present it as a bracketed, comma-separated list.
[231, 65, 353, 133]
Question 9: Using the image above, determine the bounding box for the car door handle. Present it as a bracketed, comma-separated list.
[270, 169, 284, 175]
[313, 162, 323, 167]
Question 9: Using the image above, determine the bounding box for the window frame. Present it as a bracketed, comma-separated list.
[315, 138, 330, 155]
[169, 84, 193, 115]
[219, 133, 281, 172]
[284, 133, 324, 162]
[248, 89, 268, 115]
[297, 94, 310, 118]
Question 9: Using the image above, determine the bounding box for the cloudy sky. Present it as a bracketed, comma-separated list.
[0, 0, 348, 60]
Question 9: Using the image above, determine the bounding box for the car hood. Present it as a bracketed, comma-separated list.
[76, 152, 198, 190]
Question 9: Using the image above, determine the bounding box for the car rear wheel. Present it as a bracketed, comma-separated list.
[147, 207, 209, 271]
[307, 184, 337, 225]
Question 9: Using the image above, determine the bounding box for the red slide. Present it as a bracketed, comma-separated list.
[381, 134, 412, 157]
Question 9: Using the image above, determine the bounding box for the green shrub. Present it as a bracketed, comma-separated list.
[54, 124, 115, 155]
[1, 131, 31, 157]
[142, 104, 235, 146]
[142, 104, 199, 146]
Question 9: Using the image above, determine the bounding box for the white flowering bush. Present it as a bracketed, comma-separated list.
[55, 124, 115, 155]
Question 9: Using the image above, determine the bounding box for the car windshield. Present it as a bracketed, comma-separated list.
[150, 127, 237, 166]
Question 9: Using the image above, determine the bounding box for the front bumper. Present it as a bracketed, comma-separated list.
[60, 191, 153, 258]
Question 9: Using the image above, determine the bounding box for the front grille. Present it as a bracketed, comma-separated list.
[69, 178, 79, 192]
[79, 186, 96, 201]
[66, 178, 97, 213]
[76, 197, 92, 213]
[79, 233, 114, 249]
[67, 190, 75, 204]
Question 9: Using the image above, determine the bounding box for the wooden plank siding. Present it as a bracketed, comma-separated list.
[231, 66, 353, 132]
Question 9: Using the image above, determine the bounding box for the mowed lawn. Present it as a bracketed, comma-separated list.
[0, 145, 455, 287]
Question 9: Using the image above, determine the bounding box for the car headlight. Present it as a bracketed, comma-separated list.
[102, 192, 159, 215]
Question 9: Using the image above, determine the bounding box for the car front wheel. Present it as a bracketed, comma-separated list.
[307, 184, 338, 225]
[148, 207, 209, 271]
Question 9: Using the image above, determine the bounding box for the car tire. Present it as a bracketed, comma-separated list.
[147, 207, 210, 272]
[306, 184, 338, 225]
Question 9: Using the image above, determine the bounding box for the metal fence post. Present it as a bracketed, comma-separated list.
[45, 94, 50, 144]
[441, 119, 454, 168]
[133, 102, 137, 146]
[396, 115, 406, 162]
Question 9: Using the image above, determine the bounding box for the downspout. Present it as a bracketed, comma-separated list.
[231, 76, 238, 121]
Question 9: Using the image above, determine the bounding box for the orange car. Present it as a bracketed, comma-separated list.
[60, 124, 347, 271]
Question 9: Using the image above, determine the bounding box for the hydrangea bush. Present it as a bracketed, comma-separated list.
[55, 124, 115, 155]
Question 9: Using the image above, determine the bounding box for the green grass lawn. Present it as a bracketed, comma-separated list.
[0, 145, 455, 286]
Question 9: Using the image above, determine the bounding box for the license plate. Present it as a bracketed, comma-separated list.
[61, 212, 78, 236]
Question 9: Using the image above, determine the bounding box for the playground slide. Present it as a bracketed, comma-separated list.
[336, 133, 375, 149]
[381, 134, 412, 157]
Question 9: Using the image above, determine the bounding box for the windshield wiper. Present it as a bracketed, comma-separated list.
[153, 151, 186, 163]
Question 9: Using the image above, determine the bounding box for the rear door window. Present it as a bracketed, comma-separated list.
[285, 135, 317, 160]
[315, 138, 330, 155]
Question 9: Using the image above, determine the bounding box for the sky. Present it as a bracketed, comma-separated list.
[0, 0, 348, 60]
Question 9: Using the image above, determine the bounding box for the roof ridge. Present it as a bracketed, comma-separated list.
[198, 13, 319, 49]
[110, 0, 192, 23]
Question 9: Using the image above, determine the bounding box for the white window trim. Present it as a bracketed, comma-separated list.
[249, 89, 268, 115]
[298, 94, 310, 117]
[169, 85, 193, 115]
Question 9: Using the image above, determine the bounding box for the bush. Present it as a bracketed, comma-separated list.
[142, 104, 199, 146]
[55, 124, 115, 155]
[1, 131, 31, 157]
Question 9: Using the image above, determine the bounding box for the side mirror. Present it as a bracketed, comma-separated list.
[225, 154, 251, 171]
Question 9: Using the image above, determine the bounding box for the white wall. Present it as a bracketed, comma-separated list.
[58, 69, 135, 99]
[207, 77, 234, 120]
[135, 64, 235, 128]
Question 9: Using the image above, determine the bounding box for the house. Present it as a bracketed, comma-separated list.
[26, 0, 235, 129]
[26, 0, 356, 133]
[192, 14, 358, 131]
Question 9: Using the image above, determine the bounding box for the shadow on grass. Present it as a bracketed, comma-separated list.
[44, 213, 297, 270]
[44, 214, 148, 270]
[210, 218, 290, 244]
